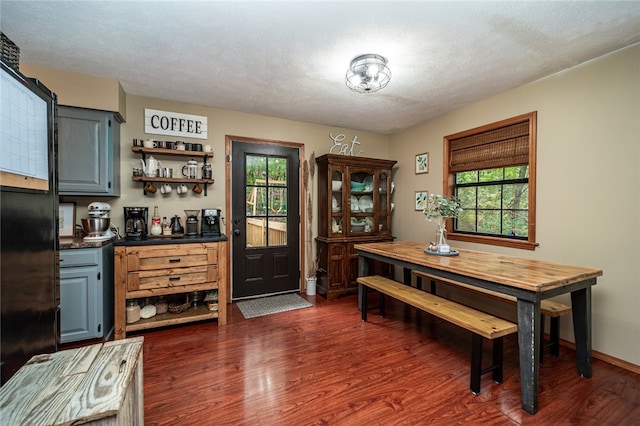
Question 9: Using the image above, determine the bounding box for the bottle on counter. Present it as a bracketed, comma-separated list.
[150, 206, 162, 236]
[162, 216, 171, 236]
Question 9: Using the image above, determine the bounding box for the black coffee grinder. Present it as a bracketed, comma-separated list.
[184, 210, 200, 236]
[201, 208, 221, 236]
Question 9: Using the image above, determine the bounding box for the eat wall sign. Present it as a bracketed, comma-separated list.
[144, 108, 208, 139]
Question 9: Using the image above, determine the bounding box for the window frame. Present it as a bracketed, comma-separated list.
[443, 112, 538, 250]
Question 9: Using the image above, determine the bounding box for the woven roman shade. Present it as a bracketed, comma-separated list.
[449, 121, 530, 173]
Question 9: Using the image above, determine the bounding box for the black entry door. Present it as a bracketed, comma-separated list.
[231, 141, 300, 299]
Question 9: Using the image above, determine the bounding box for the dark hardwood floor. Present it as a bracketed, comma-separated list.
[137, 293, 640, 425]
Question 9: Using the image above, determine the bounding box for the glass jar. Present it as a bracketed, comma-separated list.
[126, 299, 140, 324]
[155, 296, 168, 315]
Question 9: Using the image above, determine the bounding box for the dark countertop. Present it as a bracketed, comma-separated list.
[60, 234, 227, 249]
[113, 234, 228, 246]
[59, 237, 116, 250]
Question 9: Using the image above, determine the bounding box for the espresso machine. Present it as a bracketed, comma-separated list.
[201, 208, 222, 236]
[124, 207, 148, 239]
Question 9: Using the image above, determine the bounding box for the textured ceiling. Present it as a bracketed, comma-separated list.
[2, 1, 639, 134]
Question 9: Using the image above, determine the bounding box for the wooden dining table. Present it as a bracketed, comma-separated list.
[354, 240, 603, 414]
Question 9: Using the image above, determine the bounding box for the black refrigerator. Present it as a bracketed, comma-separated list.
[0, 61, 59, 384]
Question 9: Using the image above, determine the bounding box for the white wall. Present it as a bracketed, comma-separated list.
[389, 44, 640, 366]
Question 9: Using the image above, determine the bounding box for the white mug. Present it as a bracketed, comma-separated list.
[143, 139, 156, 148]
[203, 144, 213, 153]
[160, 183, 172, 194]
[177, 184, 188, 194]
[175, 141, 186, 151]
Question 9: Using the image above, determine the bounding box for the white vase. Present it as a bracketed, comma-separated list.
[305, 276, 317, 296]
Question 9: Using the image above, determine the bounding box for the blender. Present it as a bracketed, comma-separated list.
[184, 210, 200, 236]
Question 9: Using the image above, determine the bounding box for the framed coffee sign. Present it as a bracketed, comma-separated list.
[144, 108, 208, 139]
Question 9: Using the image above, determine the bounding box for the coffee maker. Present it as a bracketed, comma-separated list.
[124, 207, 148, 239]
[201, 208, 222, 236]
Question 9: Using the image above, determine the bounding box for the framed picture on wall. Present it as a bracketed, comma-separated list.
[415, 152, 429, 174]
[59, 202, 76, 238]
[415, 191, 428, 211]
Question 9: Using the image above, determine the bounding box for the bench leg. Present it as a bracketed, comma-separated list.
[550, 317, 560, 357]
[539, 314, 546, 364]
[361, 284, 368, 322]
[470, 334, 483, 395]
[492, 337, 504, 384]
[379, 292, 386, 317]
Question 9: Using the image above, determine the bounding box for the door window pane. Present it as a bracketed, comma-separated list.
[245, 154, 289, 247]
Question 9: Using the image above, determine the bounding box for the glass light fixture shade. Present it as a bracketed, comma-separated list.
[345, 54, 391, 93]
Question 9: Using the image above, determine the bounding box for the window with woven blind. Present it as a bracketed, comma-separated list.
[444, 112, 538, 250]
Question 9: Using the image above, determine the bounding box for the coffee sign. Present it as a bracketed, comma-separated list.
[144, 108, 208, 139]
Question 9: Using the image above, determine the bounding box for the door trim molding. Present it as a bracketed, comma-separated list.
[225, 135, 306, 300]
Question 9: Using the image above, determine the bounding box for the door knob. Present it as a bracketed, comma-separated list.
[233, 228, 240, 236]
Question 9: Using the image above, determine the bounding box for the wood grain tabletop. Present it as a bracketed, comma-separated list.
[354, 241, 603, 292]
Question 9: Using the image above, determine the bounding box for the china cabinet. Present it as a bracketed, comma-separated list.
[131, 146, 214, 196]
[315, 154, 397, 300]
[58, 106, 121, 196]
[113, 239, 227, 339]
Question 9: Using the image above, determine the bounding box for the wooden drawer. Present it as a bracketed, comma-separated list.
[127, 265, 219, 292]
[125, 243, 218, 271]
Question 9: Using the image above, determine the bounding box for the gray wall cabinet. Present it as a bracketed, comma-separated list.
[58, 106, 121, 196]
[60, 245, 114, 343]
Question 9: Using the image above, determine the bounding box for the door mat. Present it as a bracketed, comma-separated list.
[236, 293, 313, 319]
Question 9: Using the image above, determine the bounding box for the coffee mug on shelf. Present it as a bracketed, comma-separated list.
[132, 138, 144, 147]
[143, 139, 156, 148]
[144, 182, 157, 193]
[160, 183, 172, 194]
[203, 144, 213, 153]
[175, 141, 186, 151]
[177, 184, 188, 195]
[192, 184, 203, 194]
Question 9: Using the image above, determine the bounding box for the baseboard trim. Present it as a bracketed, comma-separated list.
[559, 338, 640, 375]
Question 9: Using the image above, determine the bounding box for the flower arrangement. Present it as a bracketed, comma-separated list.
[423, 194, 463, 222]
[423, 194, 462, 251]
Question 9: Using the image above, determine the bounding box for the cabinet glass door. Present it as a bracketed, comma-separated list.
[349, 171, 374, 233]
[330, 170, 343, 235]
[377, 171, 390, 233]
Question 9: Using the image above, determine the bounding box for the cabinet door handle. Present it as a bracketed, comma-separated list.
[169, 258, 181, 263]
[169, 276, 181, 281]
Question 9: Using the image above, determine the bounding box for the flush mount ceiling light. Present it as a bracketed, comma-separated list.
[345, 54, 391, 94]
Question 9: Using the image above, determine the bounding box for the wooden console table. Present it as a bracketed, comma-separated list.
[354, 241, 603, 414]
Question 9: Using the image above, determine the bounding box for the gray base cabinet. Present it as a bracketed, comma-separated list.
[60, 245, 114, 343]
[57, 106, 121, 196]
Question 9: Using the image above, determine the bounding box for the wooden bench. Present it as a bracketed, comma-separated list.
[357, 275, 518, 395]
[412, 270, 572, 362]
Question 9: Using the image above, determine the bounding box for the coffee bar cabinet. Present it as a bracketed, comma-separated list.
[315, 154, 397, 300]
[58, 106, 121, 196]
[113, 238, 227, 339]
